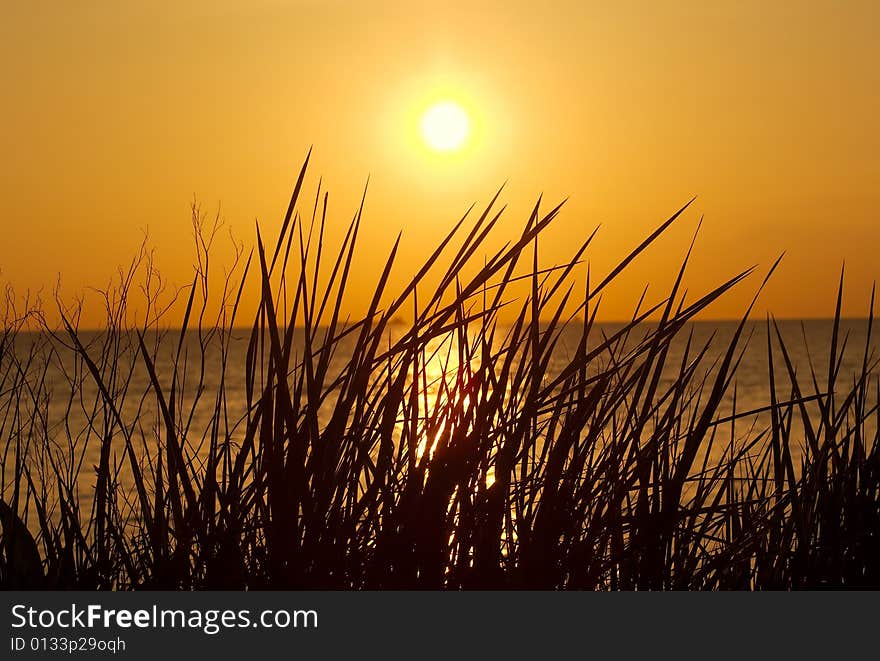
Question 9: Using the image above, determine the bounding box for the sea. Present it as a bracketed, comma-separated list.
[2, 319, 877, 516]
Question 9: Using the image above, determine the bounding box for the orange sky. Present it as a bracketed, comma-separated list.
[1, 1, 878, 326]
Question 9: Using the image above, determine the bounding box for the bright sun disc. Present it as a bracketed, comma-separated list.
[420, 101, 471, 152]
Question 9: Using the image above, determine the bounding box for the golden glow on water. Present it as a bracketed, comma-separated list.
[410, 330, 496, 489]
[414, 332, 461, 463]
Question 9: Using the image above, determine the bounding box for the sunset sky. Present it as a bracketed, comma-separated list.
[2, 1, 878, 326]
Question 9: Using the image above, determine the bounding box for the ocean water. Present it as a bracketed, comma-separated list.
[2, 319, 877, 515]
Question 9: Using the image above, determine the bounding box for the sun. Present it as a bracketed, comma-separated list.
[420, 101, 471, 152]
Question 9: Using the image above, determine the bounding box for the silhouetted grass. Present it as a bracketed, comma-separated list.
[1, 155, 878, 589]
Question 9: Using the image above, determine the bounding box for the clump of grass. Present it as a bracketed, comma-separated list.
[1, 155, 878, 589]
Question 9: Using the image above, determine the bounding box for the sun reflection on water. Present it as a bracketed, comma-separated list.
[404, 329, 498, 490]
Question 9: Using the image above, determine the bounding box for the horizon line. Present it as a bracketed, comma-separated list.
[20, 316, 877, 334]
